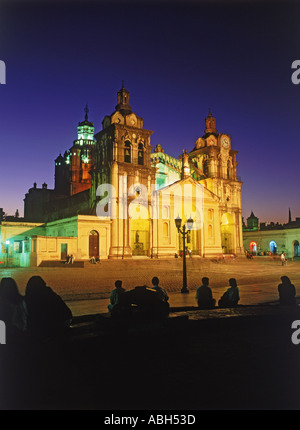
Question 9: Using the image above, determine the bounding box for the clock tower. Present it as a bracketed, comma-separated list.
[189, 111, 244, 256]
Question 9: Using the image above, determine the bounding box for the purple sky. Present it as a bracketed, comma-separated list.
[0, 0, 299, 223]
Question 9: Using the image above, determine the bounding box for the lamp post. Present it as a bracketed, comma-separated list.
[175, 216, 193, 294]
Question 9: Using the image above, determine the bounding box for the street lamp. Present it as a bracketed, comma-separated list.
[175, 216, 193, 293]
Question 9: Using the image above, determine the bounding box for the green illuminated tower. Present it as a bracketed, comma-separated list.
[55, 105, 96, 196]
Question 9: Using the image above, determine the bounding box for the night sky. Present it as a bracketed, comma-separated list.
[0, 0, 299, 223]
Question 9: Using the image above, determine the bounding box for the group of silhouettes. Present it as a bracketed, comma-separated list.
[195, 275, 297, 309]
[0, 276, 72, 340]
[0, 273, 297, 341]
[108, 277, 170, 320]
[109, 275, 298, 314]
[196, 277, 240, 309]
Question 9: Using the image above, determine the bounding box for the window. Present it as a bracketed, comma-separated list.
[14, 241, 22, 253]
[138, 143, 144, 165]
[163, 222, 169, 237]
[124, 141, 131, 163]
[203, 158, 209, 176]
[24, 241, 30, 253]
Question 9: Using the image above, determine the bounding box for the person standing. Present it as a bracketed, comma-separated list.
[281, 252, 286, 266]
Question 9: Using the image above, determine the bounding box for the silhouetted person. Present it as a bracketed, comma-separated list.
[25, 276, 72, 338]
[218, 278, 240, 308]
[278, 276, 296, 306]
[126, 284, 169, 321]
[0, 277, 28, 334]
[108, 280, 126, 315]
[151, 277, 169, 303]
[196, 277, 216, 309]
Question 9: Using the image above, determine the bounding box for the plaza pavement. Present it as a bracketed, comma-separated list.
[2, 256, 300, 410]
[0, 256, 299, 316]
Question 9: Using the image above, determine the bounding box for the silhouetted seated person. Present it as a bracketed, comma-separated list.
[151, 277, 169, 302]
[196, 277, 216, 309]
[278, 276, 297, 306]
[125, 285, 169, 321]
[218, 278, 240, 308]
[151, 277, 170, 315]
[25, 276, 72, 339]
[108, 280, 129, 318]
[0, 277, 28, 337]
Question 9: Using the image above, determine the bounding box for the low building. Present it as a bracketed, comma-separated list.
[243, 211, 300, 258]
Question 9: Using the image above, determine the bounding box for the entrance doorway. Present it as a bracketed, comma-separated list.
[221, 213, 235, 254]
[89, 230, 99, 258]
[250, 241, 257, 254]
[131, 221, 150, 256]
[269, 241, 277, 254]
[294, 240, 300, 257]
[61, 243, 68, 261]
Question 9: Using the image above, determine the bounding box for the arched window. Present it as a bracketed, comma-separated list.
[138, 143, 144, 165]
[124, 141, 131, 163]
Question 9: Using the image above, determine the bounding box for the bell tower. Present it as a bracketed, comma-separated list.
[115, 81, 132, 112]
[54, 105, 96, 197]
[91, 84, 156, 259]
[188, 112, 244, 256]
[205, 110, 217, 135]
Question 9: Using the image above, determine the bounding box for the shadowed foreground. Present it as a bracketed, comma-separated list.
[2, 306, 300, 410]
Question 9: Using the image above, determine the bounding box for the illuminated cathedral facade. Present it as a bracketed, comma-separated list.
[1, 85, 244, 266]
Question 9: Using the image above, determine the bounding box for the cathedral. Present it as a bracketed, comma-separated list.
[1, 84, 244, 266]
